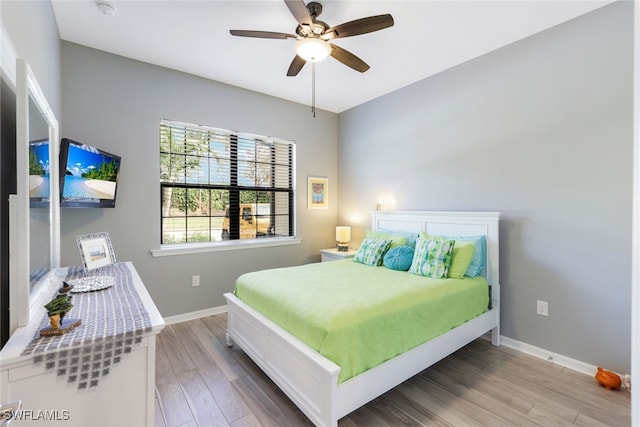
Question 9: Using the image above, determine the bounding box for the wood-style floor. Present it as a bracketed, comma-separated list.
[155, 314, 631, 427]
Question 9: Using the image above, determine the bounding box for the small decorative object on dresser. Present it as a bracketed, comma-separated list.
[40, 285, 81, 336]
[595, 367, 622, 390]
[320, 248, 357, 262]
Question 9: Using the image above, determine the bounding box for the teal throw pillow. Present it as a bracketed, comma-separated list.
[409, 238, 455, 278]
[383, 245, 414, 271]
[462, 235, 486, 277]
[354, 237, 392, 267]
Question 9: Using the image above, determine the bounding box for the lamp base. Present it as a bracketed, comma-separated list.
[337, 243, 349, 252]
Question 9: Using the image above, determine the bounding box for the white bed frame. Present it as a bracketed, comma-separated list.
[224, 211, 500, 427]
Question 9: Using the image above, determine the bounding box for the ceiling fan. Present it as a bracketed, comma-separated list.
[229, 0, 394, 77]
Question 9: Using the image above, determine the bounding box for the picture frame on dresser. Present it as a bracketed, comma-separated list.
[76, 232, 117, 273]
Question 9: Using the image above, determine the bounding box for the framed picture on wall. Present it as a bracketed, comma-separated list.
[307, 176, 328, 209]
[75, 232, 117, 273]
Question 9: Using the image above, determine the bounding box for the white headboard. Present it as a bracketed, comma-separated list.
[370, 211, 500, 289]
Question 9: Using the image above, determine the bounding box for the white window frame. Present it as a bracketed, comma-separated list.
[153, 120, 297, 255]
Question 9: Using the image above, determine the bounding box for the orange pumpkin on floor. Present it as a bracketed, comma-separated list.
[595, 367, 621, 390]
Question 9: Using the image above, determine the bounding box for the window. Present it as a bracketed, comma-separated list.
[160, 120, 295, 245]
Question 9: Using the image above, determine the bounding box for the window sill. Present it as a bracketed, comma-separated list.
[150, 237, 302, 257]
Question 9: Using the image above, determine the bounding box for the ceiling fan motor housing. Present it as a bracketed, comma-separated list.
[307, 2, 323, 19]
[295, 2, 328, 37]
[296, 21, 328, 37]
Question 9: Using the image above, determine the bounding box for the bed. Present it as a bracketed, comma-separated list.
[224, 210, 500, 427]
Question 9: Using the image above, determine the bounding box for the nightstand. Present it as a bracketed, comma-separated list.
[320, 248, 358, 262]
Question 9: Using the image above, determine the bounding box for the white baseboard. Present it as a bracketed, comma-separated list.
[499, 335, 597, 376]
[163, 305, 227, 325]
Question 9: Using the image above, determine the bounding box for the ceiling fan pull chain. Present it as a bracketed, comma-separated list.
[312, 61, 316, 118]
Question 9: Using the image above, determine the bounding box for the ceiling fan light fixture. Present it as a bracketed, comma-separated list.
[295, 38, 331, 62]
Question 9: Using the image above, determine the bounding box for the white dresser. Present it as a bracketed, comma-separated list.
[0, 262, 164, 426]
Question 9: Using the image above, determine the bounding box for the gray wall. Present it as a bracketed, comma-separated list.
[60, 42, 339, 317]
[338, 2, 632, 373]
[1, 0, 61, 119]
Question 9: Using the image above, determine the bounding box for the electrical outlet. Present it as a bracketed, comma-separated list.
[536, 300, 548, 316]
[192, 275, 200, 287]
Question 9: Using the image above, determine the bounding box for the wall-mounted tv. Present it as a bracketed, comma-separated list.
[59, 138, 121, 208]
[29, 138, 50, 208]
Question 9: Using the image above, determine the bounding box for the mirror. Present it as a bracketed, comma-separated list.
[10, 58, 60, 332]
[28, 96, 51, 285]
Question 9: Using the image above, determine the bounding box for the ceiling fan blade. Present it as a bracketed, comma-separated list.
[287, 55, 306, 76]
[284, 0, 313, 26]
[230, 30, 297, 39]
[330, 44, 370, 73]
[323, 14, 394, 40]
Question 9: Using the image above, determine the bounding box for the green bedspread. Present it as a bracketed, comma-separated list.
[234, 259, 489, 383]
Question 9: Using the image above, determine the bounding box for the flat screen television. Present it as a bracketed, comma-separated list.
[59, 138, 121, 208]
[29, 138, 50, 208]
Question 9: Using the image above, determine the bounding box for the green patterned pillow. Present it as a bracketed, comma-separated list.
[354, 237, 392, 266]
[409, 237, 455, 278]
[366, 230, 407, 248]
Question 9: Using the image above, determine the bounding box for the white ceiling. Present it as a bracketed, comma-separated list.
[51, 0, 613, 113]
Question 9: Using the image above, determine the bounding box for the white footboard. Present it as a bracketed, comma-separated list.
[225, 293, 341, 427]
[225, 292, 500, 427]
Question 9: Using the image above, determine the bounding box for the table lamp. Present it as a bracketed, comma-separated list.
[336, 226, 351, 252]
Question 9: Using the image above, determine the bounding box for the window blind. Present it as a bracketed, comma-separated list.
[159, 120, 295, 244]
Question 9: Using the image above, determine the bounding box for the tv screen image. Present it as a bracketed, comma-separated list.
[60, 138, 121, 208]
[29, 138, 50, 207]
